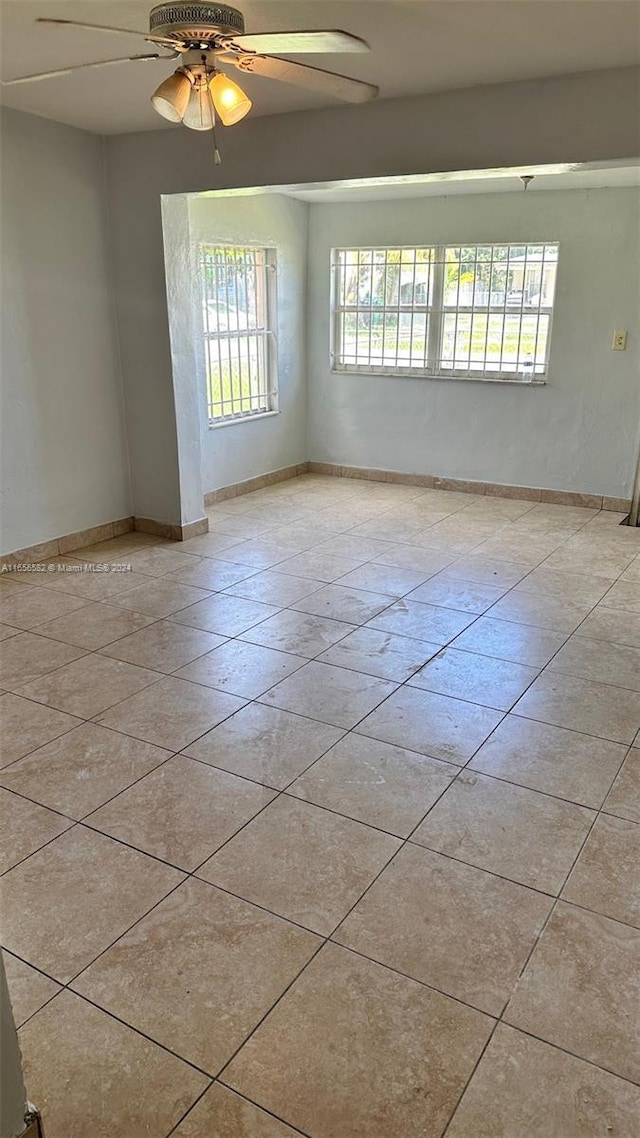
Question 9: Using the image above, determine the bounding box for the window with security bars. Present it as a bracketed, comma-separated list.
[332, 243, 559, 381]
[200, 245, 277, 422]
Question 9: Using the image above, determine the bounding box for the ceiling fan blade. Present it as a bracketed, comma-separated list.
[1, 54, 171, 87]
[223, 54, 378, 103]
[226, 29, 370, 54]
[35, 18, 177, 48]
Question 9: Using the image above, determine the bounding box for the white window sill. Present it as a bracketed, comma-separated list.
[208, 410, 280, 430]
[332, 368, 546, 387]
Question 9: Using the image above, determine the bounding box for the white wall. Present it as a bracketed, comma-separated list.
[1, 108, 131, 554]
[0, 957, 26, 1138]
[306, 187, 640, 498]
[105, 67, 640, 523]
[186, 193, 308, 494]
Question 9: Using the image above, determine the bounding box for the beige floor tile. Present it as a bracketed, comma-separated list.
[0, 693, 81, 767]
[224, 943, 492, 1138]
[225, 569, 323, 606]
[0, 622, 22, 640]
[199, 796, 400, 934]
[409, 648, 539, 711]
[111, 578, 212, 618]
[599, 580, 640, 614]
[35, 602, 154, 649]
[169, 593, 280, 635]
[183, 703, 343, 789]
[217, 539, 302, 570]
[514, 671, 640, 744]
[318, 626, 440, 681]
[260, 661, 396, 729]
[73, 532, 167, 561]
[18, 991, 207, 1138]
[289, 733, 457, 836]
[74, 878, 318, 1075]
[358, 685, 503, 765]
[276, 549, 372, 581]
[562, 813, 640, 927]
[373, 544, 455, 575]
[179, 529, 247, 556]
[0, 827, 182, 981]
[486, 589, 592, 632]
[0, 632, 87, 691]
[443, 555, 530, 589]
[446, 1023, 640, 1138]
[0, 788, 72, 873]
[336, 844, 551, 1015]
[0, 723, 170, 819]
[620, 557, 640, 584]
[164, 556, 256, 591]
[3, 951, 61, 1027]
[367, 598, 474, 644]
[413, 771, 594, 893]
[518, 566, 612, 606]
[100, 620, 226, 672]
[240, 609, 356, 657]
[176, 640, 306, 699]
[125, 546, 201, 577]
[548, 635, 640, 691]
[204, 514, 279, 539]
[0, 576, 31, 596]
[94, 675, 245, 749]
[470, 714, 627, 807]
[43, 565, 153, 602]
[173, 1084, 300, 1137]
[335, 562, 430, 597]
[292, 583, 392, 625]
[89, 755, 273, 870]
[543, 544, 635, 580]
[16, 653, 161, 718]
[604, 747, 640, 823]
[316, 536, 395, 563]
[505, 902, 640, 1082]
[579, 605, 640, 648]
[451, 616, 567, 667]
[0, 587, 88, 631]
[406, 575, 507, 614]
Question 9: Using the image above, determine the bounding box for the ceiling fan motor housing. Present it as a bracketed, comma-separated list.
[149, 2, 245, 42]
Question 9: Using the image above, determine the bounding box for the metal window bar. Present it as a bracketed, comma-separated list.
[200, 244, 277, 422]
[332, 243, 558, 381]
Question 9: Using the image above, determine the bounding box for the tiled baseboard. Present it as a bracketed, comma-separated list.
[1, 517, 135, 566]
[307, 462, 631, 513]
[2, 460, 630, 566]
[0, 514, 209, 566]
[133, 516, 209, 542]
[204, 463, 309, 506]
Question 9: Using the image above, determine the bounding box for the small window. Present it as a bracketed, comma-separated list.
[332, 243, 559, 382]
[200, 245, 277, 422]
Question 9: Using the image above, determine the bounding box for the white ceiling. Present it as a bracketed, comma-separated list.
[1, 0, 640, 135]
[282, 163, 640, 201]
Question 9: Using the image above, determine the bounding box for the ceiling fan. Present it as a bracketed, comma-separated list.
[3, 2, 378, 155]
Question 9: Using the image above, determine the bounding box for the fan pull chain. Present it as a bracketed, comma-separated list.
[208, 82, 222, 165]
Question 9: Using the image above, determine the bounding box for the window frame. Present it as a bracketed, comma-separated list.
[330, 242, 559, 385]
[199, 243, 279, 427]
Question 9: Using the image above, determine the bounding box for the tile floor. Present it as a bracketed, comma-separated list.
[1, 473, 639, 1137]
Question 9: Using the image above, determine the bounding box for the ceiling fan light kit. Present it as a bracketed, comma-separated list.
[150, 68, 192, 121]
[9, 1, 379, 165]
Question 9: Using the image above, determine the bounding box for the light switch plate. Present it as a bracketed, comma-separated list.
[612, 330, 628, 351]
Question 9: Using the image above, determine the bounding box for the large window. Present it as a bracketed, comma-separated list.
[200, 244, 277, 422]
[332, 243, 559, 381]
